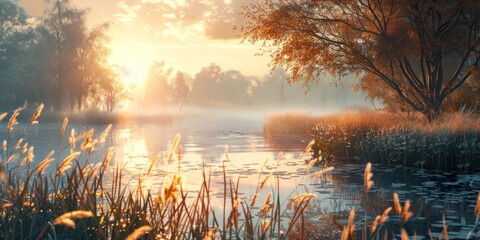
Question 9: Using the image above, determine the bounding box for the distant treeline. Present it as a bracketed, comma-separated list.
[1, 0, 366, 114]
[0, 0, 128, 113]
[142, 62, 368, 111]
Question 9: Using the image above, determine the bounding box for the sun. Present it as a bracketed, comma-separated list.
[108, 42, 151, 88]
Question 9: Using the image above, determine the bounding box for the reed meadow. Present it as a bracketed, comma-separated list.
[264, 111, 480, 171]
[0, 106, 477, 239]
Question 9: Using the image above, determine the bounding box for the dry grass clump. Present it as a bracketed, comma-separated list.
[264, 112, 320, 135]
[266, 110, 480, 171]
[405, 112, 480, 134]
[264, 110, 403, 136]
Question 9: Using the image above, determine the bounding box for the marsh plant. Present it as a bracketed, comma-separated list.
[0, 106, 479, 239]
[0, 105, 318, 239]
[265, 111, 480, 171]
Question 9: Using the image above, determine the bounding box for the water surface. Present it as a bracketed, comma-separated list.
[2, 115, 479, 238]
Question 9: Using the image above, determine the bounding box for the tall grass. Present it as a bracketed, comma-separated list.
[0, 106, 316, 239]
[0, 106, 479, 239]
[265, 111, 480, 171]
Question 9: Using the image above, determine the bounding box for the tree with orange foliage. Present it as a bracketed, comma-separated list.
[242, 0, 480, 121]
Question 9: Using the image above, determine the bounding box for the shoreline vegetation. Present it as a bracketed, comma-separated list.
[0, 106, 479, 239]
[264, 111, 480, 172]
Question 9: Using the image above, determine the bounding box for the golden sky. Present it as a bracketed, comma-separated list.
[20, 0, 270, 86]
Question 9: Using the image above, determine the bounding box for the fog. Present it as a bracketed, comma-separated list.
[134, 63, 370, 118]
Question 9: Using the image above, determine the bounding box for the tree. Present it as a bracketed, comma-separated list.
[67, 22, 110, 112]
[190, 63, 252, 107]
[98, 67, 130, 112]
[0, 0, 39, 109]
[144, 61, 173, 110]
[39, 0, 80, 111]
[190, 63, 223, 106]
[171, 71, 190, 111]
[242, 0, 480, 121]
[251, 68, 288, 105]
[39, 0, 111, 112]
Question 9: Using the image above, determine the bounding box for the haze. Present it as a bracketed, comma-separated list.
[2, 0, 369, 113]
[20, 0, 271, 86]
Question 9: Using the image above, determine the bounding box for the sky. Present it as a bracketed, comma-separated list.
[20, 0, 270, 86]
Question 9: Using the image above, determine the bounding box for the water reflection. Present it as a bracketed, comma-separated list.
[2, 117, 479, 238]
[305, 164, 480, 238]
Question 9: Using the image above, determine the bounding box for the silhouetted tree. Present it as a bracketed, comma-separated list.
[144, 61, 173, 110]
[242, 0, 480, 121]
[251, 68, 288, 106]
[97, 66, 130, 112]
[190, 63, 252, 107]
[0, 0, 39, 109]
[39, 0, 113, 112]
[172, 71, 190, 111]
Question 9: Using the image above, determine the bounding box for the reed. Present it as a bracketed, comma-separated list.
[125, 226, 152, 240]
[266, 110, 480, 171]
[0, 106, 478, 239]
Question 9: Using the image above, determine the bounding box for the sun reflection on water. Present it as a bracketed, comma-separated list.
[109, 123, 311, 211]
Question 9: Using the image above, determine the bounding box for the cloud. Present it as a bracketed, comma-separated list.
[112, 0, 260, 40]
[112, 1, 141, 22]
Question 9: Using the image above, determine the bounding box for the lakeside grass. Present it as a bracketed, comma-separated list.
[264, 111, 480, 171]
[0, 106, 479, 239]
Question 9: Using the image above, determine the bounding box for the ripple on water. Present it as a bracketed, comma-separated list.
[315, 190, 333, 194]
[391, 183, 407, 188]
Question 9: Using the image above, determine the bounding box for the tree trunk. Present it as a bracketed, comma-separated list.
[52, 89, 63, 112]
[424, 100, 442, 122]
[77, 95, 82, 112]
[69, 98, 75, 112]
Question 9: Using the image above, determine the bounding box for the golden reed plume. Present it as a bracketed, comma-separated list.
[53, 210, 94, 228]
[290, 193, 316, 205]
[401, 229, 409, 240]
[61, 117, 68, 139]
[203, 227, 216, 240]
[364, 162, 374, 191]
[371, 207, 392, 233]
[0, 112, 7, 122]
[125, 226, 153, 240]
[30, 103, 44, 125]
[341, 208, 355, 240]
[57, 152, 80, 175]
[259, 192, 273, 216]
[7, 109, 20, 133]
[98, 124, 112, 143]
[393, 192, 413, 223]
[310, 166, 334, 177]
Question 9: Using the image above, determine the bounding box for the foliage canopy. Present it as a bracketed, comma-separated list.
[242, 0, 480, 121]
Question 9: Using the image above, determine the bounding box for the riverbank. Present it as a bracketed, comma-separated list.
[264, 111, 480, 171]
